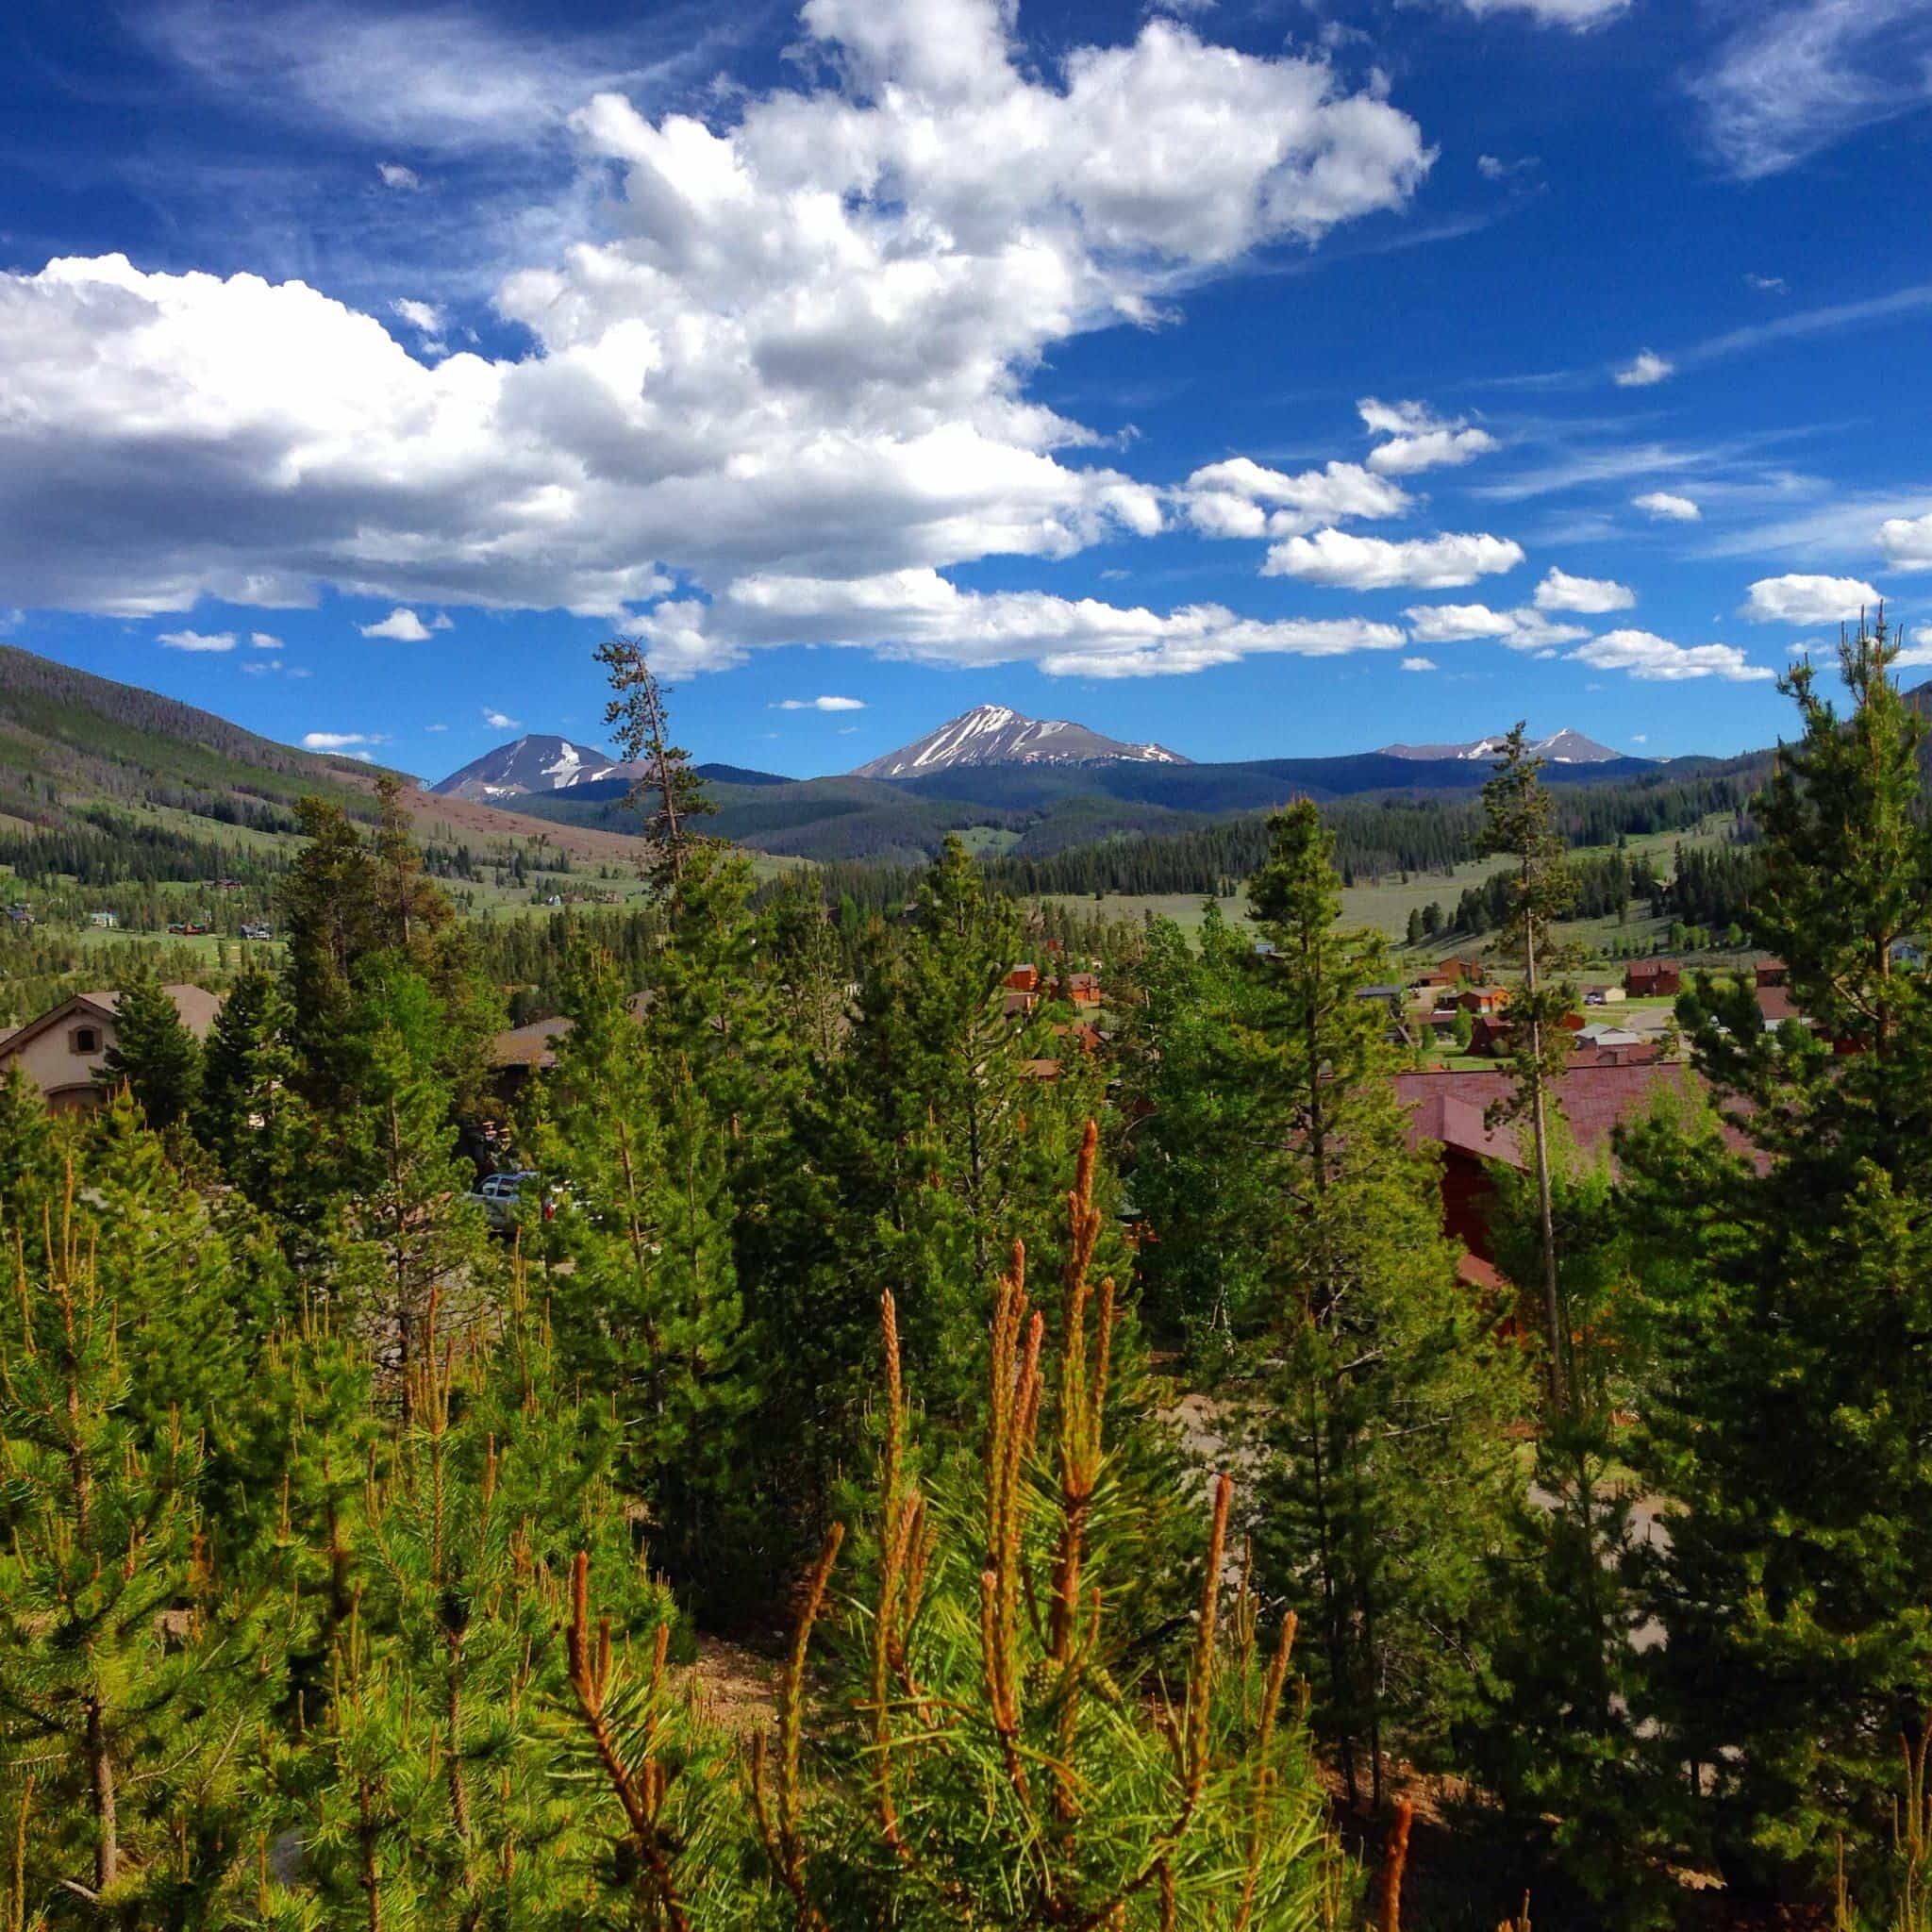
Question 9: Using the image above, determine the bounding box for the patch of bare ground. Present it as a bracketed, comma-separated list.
[688, 1634, 781, 1736]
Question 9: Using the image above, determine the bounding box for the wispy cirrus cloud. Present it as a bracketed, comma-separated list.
[1690, 0, 1932, 180]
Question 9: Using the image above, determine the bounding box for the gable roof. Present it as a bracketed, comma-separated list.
[1394, 1061, 1712, 1171]
[0, 983, 223, 1066]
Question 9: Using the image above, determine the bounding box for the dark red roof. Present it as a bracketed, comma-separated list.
[1395, 1061, 1718, 1170]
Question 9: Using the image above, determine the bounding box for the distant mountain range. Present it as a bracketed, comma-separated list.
[850, 704, 1190, 779]
[1379, 728, 1621, 765]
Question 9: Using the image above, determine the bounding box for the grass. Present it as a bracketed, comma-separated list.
[1039, 815, 1747, 966]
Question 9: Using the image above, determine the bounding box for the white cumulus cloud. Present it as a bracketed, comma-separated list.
[1263, 529, 1524, 591]
[377, 163, 423, 190]
[635, 568, 1407, 679]
[158, 628, 236, 651]
[0, 0, 1429, 680]
[247, 629, 282, 647]
[1400, 656, 1437, 672]
[1178, 457, 1409, 539]
[1534, 566, 1635, 613]
[483, 708, 521, 729]
[772, 695, 867, 711]
[1879, 509, 1932, 570]
[1357, 397, 1498, 475]
[302, 730, 381, 749]
[1614, 350, 1674, 388]
[1402, 602, 1587, 649]
[1742, 574, 1882, 624]
[359, 607, 434, 641]
[1634, 491, 1701, 523]
[1569, 628, 1774, 682]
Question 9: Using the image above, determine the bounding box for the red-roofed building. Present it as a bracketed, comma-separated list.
[1064, 972, 1102, 1008]
[1395, 1062, 1716, 1260]
[1756, 959, 1789, 989]
[1625, 958, 1681, 997]
[1005, 965, 1041, 993]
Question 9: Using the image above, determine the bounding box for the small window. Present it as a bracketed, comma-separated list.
[71, 1025, 100, 1055]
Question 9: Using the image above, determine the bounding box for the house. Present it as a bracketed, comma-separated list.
[0, 985, 223, 1113]
[1004, 965, 1041, 993]
[1625, 958, 1681, 997]
[241, 923, 273, 942]
[1064, 971, 1102, 1008]
[1756, 959, 1788, 989]
[1396, 1061, 1735, 1263]
[1438, 955, 1485, 986]
[1582, 984, 1626, 1006]
[1469, 1015, 1512, 1057]
[1413, 968, 1456, 991]
[1458, 986, 1508, 1016]
[1002, 989, 1039, 1019]
[1576, 1024, 1643, 1050]
[1756, 984, 1801, 1029]
[89, 910, 119, 929]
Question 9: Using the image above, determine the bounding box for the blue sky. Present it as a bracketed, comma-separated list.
[5, 0, 1932, 780]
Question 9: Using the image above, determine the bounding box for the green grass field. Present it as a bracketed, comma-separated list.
[1041, 815, 1743, 966]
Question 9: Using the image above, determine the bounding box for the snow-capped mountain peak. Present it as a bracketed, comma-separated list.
[430, 734, 633, 802]
[851, 705, 1191, 780]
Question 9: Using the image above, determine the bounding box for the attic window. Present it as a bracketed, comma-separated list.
[71, 1025, 100, 1055]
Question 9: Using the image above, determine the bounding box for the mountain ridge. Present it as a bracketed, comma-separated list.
[850, 704, 1190, 780]
[1379, 727, 1624, 765]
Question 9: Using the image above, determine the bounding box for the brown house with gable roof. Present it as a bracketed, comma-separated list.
[0, 985, 223, 1113]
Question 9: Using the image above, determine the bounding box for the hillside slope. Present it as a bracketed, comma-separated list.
[0, 641, 651, 873]
[0, 642, 381, 829]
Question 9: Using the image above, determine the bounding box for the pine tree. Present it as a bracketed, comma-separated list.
[282, 796, 378, 1110]
[1476, 724, 1578, 1412]
[0, 1183, 281, 1914]
[1621, 614, 1932, 1896]
[1116, 904, 1279, 1358]
[327, 968, 495, 1422]
[192, 964, 314, 1218]
[97, 968, 201, 1130]
[1242, 800, 1527, 1807]
[294, 1277, 676, 1929]
[594, 635, 716, 895]
[528, 946, 752, 1596]
[727, 1133, 1354, 1929]
[0, 1068, 61, 1261]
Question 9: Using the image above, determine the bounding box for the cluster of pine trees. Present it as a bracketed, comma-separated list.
[1124, 618, 1932, 1926]
[8, 624, 1932, 1926]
